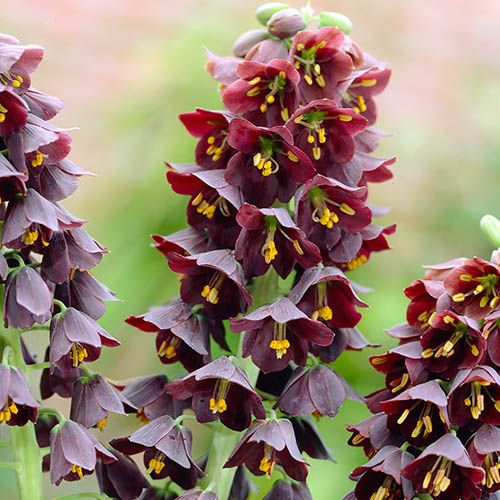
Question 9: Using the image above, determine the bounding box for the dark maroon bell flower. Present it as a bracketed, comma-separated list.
[420, 310, 485, 377]
[295, 175, 372, 255]
[468, 424, 500, 492]
[445, 257, 499, 321]
[286, 99, 366, 167]
[288, 27, 353, 102]
[2, 188, 82, 250]
[126, 298, 211, 371]
[277, 365, 348, 418]
[380, 380, 449, 447]
[403, 279, 446, 329]
[166, 165, 242, 249]
[121, 375, 188, 423]
[0, 364, 39, 425]
[179, 108, 235, 169]
[40, 346, 83, 399]
[50, 419, 116, 485]
[54, 270, 117, 320]
[401, 433, 484, 499]
[152, 228, 209, 260]
[230, 297, 334, 373]
[263, 479, 312, 500]
[110, 415, 204, 489]
[225, 118, 315, 207]
[347, 413, 403, 459]
[423, 257, 467, 281]
[166, 356, 265, 431]
[224, 418, 308, 481]
[235, 203, 321, 279]
[167, 249, 252, 320]
[3, 265, 52, 328]
[486, 308, 500, 368]
[49, 306, 120, 371]
[447, 366, 500, 426]
[0, 89, 28, 137]
[350, 446, 414, 500]
[222, 59, 299, 127]
[70, 374, 129, 430]
[288, 266, 367, 328]
[41, 227, 107, 284]
[0, 153, 27, 201]
[290, 417, 332, 461]
[96, 449, 149, 500]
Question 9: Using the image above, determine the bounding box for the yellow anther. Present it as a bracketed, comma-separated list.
[459, 274, 473, 281]
[208, 288, 219, 304]
[248, 76, 261, 86]
[313, 147, 321, 160]
[266, 94, 275, 104]
[69, 345, 88, 367]
[340, 203, 356, 216]
[304, 74, 313, 86]
[71, 464, 84, 479]
[147, 457, 165, 476]
[201, 285, 211, 298]
[319, 207, 331, 226]
[262, 239, 278, 264]
[421, 348, 434, 359]
[443, 315, 455, 324]
[278, 71, 286, 80]
[351, 433, 365, 445]
[356, 95, 367, 112]
[423, 471, 432, 489]
[338, 114, 353, 122]
[495, 401, 500, 413]
[292, 239, 304, 255]
[313, 63, 321, 75]
[360, 79, 377, 87]
[0, 113, 5, 123]
[96, 418, 108, 431]
[480, 295, 489, 308]
[471, 344, 479, 356]
[318, 306, 333, 321]
[296, 43, 305, 51]
[345, 254, 368, 271]
[397, 408, 410, 425]
[318, 128, 327, 143]
[287, 151, 299, 162]
[307, 134, 315, 144]
[247, 87, 261, 97]
[269, 339, 290, 359]
[491, 296, 500, 308]
[192, 193, 204, 206]
[22, 229, 39, 246]
[253, 153, 262, 166]
[294, 61, 301, 69]
[207, 136, 216, 145]
[209, 397, 227, 414]
[260, 103, 268, 113]
[474, 284, 484, 294]
[294, 114, 304, 124]
[411, 419, 424, 438]
[315, 75, 326, 88]
[259, 456, 275, 475]
[202, 204, 216, 219]
[280, 107, 289, 121]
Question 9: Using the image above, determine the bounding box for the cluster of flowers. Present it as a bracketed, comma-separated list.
[0, 33, 125, 488]
[116, 3, 395, 499]
[347, 251, 500, 499]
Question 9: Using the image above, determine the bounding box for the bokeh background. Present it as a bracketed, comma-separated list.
[1, 0, 499, 498]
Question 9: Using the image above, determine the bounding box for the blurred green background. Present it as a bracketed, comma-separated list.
[1, 0, 499, 498]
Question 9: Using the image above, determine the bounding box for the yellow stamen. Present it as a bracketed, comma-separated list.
[96, 418, 108, 430]
[360, 78, 377, 87]
[287, 151, 299, 162]
[338, 114, 353, 122]
[340, 202, 356, 216]
[70, 464, 84, 480]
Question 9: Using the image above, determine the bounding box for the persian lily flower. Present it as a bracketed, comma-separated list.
[152, 228, 209, 259]
[290, 417, 332, 461]
[234, 203, 321, 279]
[401, 433, 484, 499]
[486, 308, 500, 367]
[0, 37, 44, 91]
[295, 175, 372, 253]
[288, 266, 367, 328]
[468, 424, 500, 493]
[349, 446, 414, 500]
[41, 227, 107, 284]
[95, 449, 149, 500]
[0, 364, 39, 425]
[54, 270, 117, 320]
[224, 418, 309, 481]
[379, 380, 449, 447]
[268, 8, 307, 39]
[0, 90, 28, 137]
[288, 27, 353, 102]
[167, 249, 252, 320]
[166, 165, 242, 248]
[179, 108, 235, 169]
[285, 99, 367, 166]
[222, 58, 300, 127]
[420, 310, 486, 377]
[49, 419, 116, 485]
[347, 413, 403, 459]
[403, 279, 446, 329]
[110, 415, 204, 489]
[3, 265, 52, 328]
[0, 153, 27, 200]
[166, 356, 265, 431]
[121, 375, 190, 423]
[447, 366, 500, 426]
[126, 298, 212, 371]
[444, 257, 500, 321]
[40, 347, 83, 399]
[263, 480, 312, 500]
[49, 307, 120, 371]
[230, 297, 333, 373]
[225, 118, 315, 207]
[2, 188, 82, 250]
[70, 374, 129, 430]
[276, 365, 348, 418]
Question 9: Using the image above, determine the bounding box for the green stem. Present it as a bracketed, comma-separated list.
[2, 329, 44, 500]
[0, 461, 21, 470]
[26, 361, 50, 372]
[202, 269, 280, 499]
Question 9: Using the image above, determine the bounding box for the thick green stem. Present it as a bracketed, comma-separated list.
[202, 269, 280, 499]
[2, 329, 44, 500]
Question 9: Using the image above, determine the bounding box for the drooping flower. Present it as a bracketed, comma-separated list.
[0, 364, 39, 425]
[110, 415, 204, 489]
[230, 297, 333, 373]
[263, 479, 312, 500]
[40, 347, 83, 399]
[468, 424, 500, 493]
[224, 418, 309, 481]
[225, 118, 315, 207]
[151, 228, 209, 259]
[234, 203, 321, 278]
[50, 419, 116, 485]
[403, 279, 446, 329]
[167, 249, 252, 320]
[166, 356, 265, 431]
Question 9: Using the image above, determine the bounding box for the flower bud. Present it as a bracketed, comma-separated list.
[256, 2, 289, 26]
[318, 11, 352, 34]
[481, 214, 500, 248]
[233, 29, 270, 57]
[267, 8, 306, 39]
